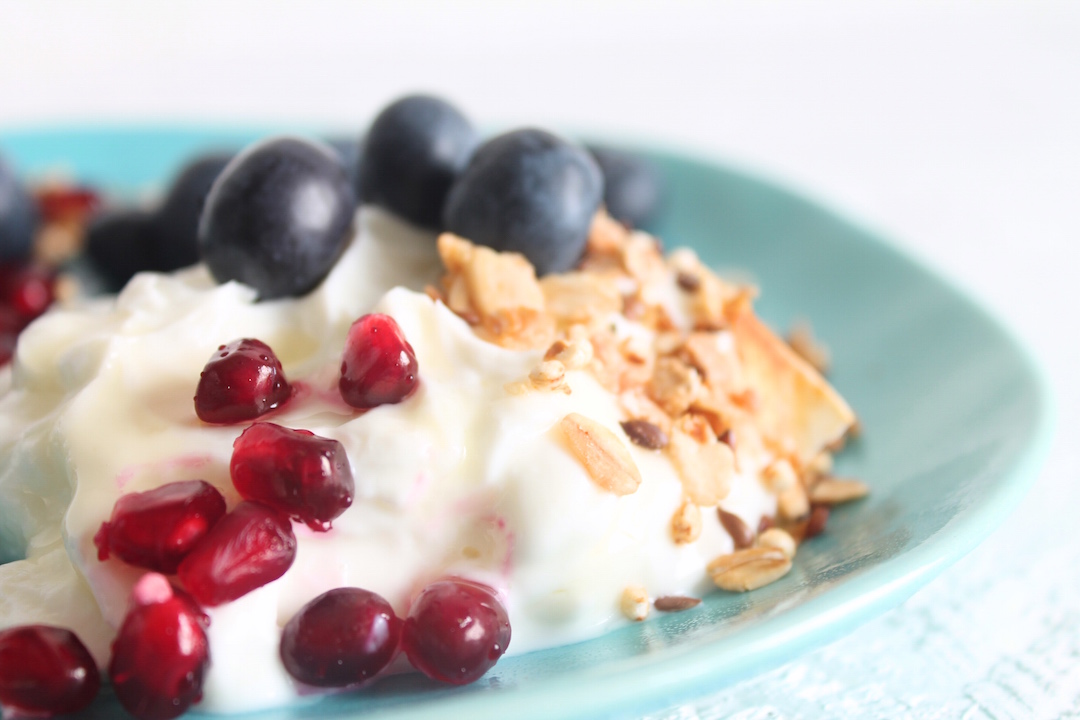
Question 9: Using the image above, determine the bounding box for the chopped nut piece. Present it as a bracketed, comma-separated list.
[777, 483, 810, 520]
[757, 528, 797, 559]
[586, 329, 624, 393]
[437, 233, 553, 349]
[808, 477, 869, 505]
[618, 389, 673, 435]
[667, 415, 734, 506]
[786, 321, 831, 375]
[588, 211, 630, 256]
[541, 272, 622, 326]
[691, 272, 730, 330]
[528, 360, 571, 394]
[670, 498, 702, 544]
[621, 231, 666, 282]
[762, 459, 798, 494]
[708, 547, 792, 592]
[620, 419, 668, 450]
[620, 585, 650, 621]
[544, 337, 594, 370]
[682, 332, 742, 392]
[654, 330, 684, 356]
[717, 509, 754, 549]
[647, 357, 702, 417]
[559, 413, 642, 496]
[654, 596, 701, 612]
[805, 451, 834, 481]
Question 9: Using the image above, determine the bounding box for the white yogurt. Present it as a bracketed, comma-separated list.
[0, 207, 774, 713]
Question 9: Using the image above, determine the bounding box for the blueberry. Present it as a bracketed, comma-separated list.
[0, 155, 40, 261]
[359, 95, 477, 229]
[587, 145, 663, 229]
[442, 129, 603, 275]
[198, 137, 356, 300]
[152, 152, 234, 272]
[84, 211, 158, 291]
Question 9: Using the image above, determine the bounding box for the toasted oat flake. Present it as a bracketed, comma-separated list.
[808, 477, 869, 505]
[620, 585, 650, 621]
[670, 498, 702, 544]
[654, 596, 701, 612]
[559, 413, 642, 496]
[757, 528, 797, 559]
[708, 547, 792, 592]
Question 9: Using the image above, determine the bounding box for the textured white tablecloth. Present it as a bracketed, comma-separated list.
[2, 2, 1077, 717]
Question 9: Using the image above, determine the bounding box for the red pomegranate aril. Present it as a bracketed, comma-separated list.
[280, 587, 402, 687]
[109, 573, 209, 720]
[36, 186, 100, 221]
[177, 500, 296, 606]
[402, 578, 511, 685]
[93, 480, 227, 574]
[230, 422, 354, 531]
[339, 313, 419, 409]
[194, 338, 291, 424]
[0, 624, 100, 716]
[1, 264, 54, 321]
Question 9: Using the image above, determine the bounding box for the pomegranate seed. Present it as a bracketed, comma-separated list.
[36, 186, 99, 222]
[177, 501, 296, 606]
[93, 480, 227, 574]
[402, 578, 511, 685]
[0, 625, 100, 716]
[339, 313, 419, 409]
[194, 338, 291, 424]
[230, 422, 354, 531]
[0, 263, 54, 321]
[0, 307, 22, 366]
[109, 574, 209, 720]
[280, 587, 401, 687]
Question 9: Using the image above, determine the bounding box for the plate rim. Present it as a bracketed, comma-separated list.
[0, 125, 1057, 719]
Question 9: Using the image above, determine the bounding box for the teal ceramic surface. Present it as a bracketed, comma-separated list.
[0, 128, 1053, 719]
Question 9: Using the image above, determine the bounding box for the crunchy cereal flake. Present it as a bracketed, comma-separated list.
[667, 414, 733, 506]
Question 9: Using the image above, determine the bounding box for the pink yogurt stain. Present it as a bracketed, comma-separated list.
[114, 453, 214, 492]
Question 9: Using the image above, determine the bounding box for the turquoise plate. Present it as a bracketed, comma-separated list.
[0, 128, 1053, 719]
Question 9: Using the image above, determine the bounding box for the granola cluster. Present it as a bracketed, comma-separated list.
[428, 211, 867, 621]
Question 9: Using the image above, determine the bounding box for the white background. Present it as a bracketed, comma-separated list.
[2, 2, 1078, 717]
